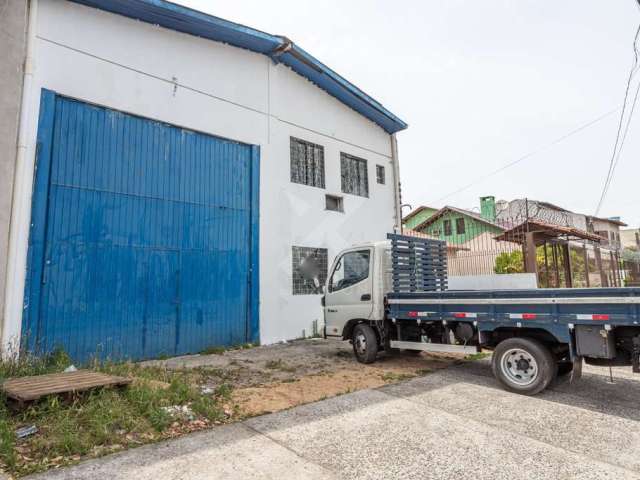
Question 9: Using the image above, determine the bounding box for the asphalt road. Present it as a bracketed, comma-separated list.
[28, 359, 640, 479]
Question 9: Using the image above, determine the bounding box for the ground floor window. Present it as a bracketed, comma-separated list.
[292, 246, 328, 295]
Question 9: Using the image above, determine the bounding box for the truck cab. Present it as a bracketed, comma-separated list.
[323, 241, 389, 340]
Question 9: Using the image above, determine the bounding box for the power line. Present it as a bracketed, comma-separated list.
[594, 19, 640, 215]
[430, 106, 621, 205]
[598, 73, 640, 212]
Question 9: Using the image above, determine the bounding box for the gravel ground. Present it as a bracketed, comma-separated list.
[141, 339, 459, 416]
[25, 356, 640, 480]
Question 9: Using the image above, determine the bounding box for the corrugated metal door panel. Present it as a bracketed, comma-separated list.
[24, 92, 257, 362]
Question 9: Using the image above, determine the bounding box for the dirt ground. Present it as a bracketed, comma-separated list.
[143, 338, 465, 416]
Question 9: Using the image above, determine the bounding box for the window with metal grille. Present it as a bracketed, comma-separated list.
[376, 165, 385, 184]
[456, 217, 465, 234]
[292, 246, 328, 295]
[325, 194, 344, 212]
[443, 219, 452, 236]
[290, 137, 325, 188]
[341, 153, 368, 197]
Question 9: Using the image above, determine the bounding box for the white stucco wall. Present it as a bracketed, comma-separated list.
[1, 0, 398, 353]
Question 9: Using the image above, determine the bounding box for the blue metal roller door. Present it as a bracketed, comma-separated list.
[23, 91, 259, 362]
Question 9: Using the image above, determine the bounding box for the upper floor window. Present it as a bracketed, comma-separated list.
[443, 219, 452, 236]
[341, 153, 369, 197]
[456, 217, 466, 235]
[376, 165, 385, 184]
[290, 137, 325, 188]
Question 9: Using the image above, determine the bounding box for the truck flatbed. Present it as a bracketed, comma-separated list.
[324, 233, 640, 395]
[388, 288, 640, 327]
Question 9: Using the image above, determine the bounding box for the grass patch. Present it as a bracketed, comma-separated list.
[380, 372, 416, 383]
[200, 343, 256, 356]
[200, 346, 226, 355]
[464, 352, 491, 361]
[0, 352, 238, 477]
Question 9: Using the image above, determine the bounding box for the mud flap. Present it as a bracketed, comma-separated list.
[570, 356, 583, 383]
[632, 337, 640, 374]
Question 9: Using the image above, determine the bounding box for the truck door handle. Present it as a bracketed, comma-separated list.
[327, 308, 338, 313]
[361, 294, 371, 301]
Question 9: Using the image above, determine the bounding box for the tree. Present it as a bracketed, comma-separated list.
[494, 251, 524, 274]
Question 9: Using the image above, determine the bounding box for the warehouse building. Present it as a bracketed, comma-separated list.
[0, 0, 407, 361]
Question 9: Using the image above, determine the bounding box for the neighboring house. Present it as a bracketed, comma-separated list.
[413, 197, 520, 276]
[0, 0, 407, 361]
[495, 198, 627, 252]
[586, 216, 627, 251]
[496, 198, 588, 231]
[402, 205, 439, 230]
[414, 197, 505, 245]
[621, 228, 640, 250]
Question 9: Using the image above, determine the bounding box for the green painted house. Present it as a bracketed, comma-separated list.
[413, 197, 505, 245]
[403, 206, 439, 230]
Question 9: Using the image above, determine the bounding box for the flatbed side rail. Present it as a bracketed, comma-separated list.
[386, 289, 640, 329]
[387, 233, 447, 293]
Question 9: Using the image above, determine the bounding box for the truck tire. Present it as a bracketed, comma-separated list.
[492, 337, 556, 395]
[353, 324, 378, 364]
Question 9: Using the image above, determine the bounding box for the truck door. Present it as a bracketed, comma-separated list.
[324, 248, 373, 336]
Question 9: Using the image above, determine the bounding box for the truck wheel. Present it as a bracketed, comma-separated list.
[492, 337, 556, 395]
[353, 324, 378, 364]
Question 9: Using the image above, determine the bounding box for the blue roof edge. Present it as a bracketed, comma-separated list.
[67, 0, 408, 134]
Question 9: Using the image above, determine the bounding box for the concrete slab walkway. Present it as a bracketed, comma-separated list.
[26, 360, 640, 479]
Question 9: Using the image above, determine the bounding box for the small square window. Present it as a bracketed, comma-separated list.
[292, 246, 328, 295]
[456, 217, 466, 234]
[325, 194, 344, 212]
[376, 165, 385, 184]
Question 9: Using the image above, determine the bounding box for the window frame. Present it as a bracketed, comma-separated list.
[455, 217, 466, 235]
[328, 249, 371, 293]
[325, 194, 344, 213]
[376, 164, 385, 185]
[340, 152, 369, 198]
[290, 137, 325, 189]
[443, 219, 452, 236]
[291, 246, 328, 295]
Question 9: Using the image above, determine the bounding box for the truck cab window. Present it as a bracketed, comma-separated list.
[329, 250, 370, 292]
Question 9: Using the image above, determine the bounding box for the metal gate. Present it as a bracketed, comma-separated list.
[23, 90, 259, 362]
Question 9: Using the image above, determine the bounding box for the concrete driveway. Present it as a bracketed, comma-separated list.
[27, 359, 640, 479]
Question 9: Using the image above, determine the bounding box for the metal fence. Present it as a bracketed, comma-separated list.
[405, 213, 624, 288]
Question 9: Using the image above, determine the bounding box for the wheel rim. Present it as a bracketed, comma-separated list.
[500, 348, 539, 386]
[354, 332, 367, 356]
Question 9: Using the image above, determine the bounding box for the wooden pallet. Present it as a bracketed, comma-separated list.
[1, 370, 132, 403]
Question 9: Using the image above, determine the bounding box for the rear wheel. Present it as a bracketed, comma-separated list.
[492, 337, 556, 395]
[353, 324, 378, 364]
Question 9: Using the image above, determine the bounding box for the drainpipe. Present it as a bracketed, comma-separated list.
[390, 133, 402, 234]
[2, 0, 38, 358]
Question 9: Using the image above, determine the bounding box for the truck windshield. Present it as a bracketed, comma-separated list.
[330, 250, 370, 292]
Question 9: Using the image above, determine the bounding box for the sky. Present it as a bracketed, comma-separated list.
[177, 0, 640, 228]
